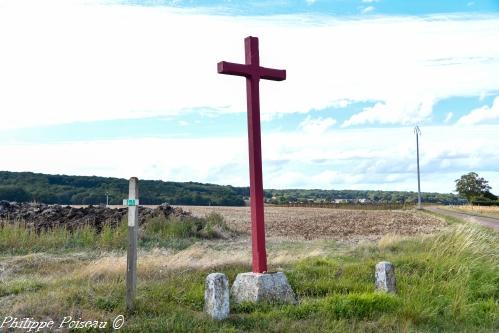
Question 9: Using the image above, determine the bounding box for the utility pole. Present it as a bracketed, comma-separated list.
[105, 192, 109, 207]
[414, 126, 422, 209]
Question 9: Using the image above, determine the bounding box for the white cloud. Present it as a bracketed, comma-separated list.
[335, 100, 351, 108]
[361, 6, 375, 14]
[362, 0, 379, 2]
[479, 91, 487, 101]
[1, 125, 498, 192]
[305, 0, 316, 5]
[299, 116, 336, 134]
[264, 125, 499, 191]
[0, 136, 249, 186]
[0, 5, 498, 129]
[457, 96, 499, 125]
[342, 97, 434, 127]
[444, 112, 453, 123]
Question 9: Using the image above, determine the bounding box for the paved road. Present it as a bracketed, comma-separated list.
[425, 206, 499, 231]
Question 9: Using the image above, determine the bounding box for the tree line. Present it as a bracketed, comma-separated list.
[0, 171, 474, 206]
[264, 189, 465, 205]
[0, 171, 246, 206]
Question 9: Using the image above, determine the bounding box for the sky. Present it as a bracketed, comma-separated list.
[0, 0, 498, 193]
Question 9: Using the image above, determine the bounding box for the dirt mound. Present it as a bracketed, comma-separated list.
[0, 201, 190, 232]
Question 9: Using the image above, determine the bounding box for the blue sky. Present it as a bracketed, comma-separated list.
[119, 0, 499, 16]
[0, 0, 498, 193]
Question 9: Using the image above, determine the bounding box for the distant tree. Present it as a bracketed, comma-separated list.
[455, 172, 492, 202]
[0, 186, 31, 202]
[483, 191, 498, 201]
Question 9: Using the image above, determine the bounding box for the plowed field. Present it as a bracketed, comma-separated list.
[178, 206, 445, 241]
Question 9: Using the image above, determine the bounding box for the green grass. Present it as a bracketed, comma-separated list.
[423, 208, 464, 225]
[140, 213, 231, 250]
[0, 278, 45, 297]
[2, 224, 497, 332]
[0, 212, 230, 255]
[0, 220, 128, 254]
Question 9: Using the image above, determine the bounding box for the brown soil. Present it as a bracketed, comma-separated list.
[0, 201, 446, 241]
[0, 201, 190, 232]
[178, 206, 446, 241]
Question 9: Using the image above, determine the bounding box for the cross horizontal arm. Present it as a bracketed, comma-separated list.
[218, 61, 286, 81]
[259, 67, 286, 81]
[217, 61, 251, 77]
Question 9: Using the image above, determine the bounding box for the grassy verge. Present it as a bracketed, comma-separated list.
[422, 208, 465, 225]
[1, 224, 497, 332]
[0, 212, 230, 255]
[451, 205, 499, 219]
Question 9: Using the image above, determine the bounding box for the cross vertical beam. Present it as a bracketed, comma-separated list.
[218, 36, 286, 273]
[245, 38, 266, 274]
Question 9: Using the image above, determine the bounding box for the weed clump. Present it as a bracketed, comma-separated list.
[0, 211, 232, 254]
[141, 212, 232, 249]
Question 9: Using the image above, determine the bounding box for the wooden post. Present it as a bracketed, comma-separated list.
[126, 177, 139, 312]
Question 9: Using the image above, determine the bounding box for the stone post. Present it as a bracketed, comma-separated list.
[375, 261, 396, 293]
[204, 273, 230, 320]
[231, 272, 297, 304]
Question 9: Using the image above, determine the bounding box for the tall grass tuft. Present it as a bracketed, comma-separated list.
[140, 212, 231, 249]
[0, 221, 128, 254]
[427, 224, 498, 262]
[0, 212, 231, 254]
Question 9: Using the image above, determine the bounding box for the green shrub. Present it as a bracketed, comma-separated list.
[200, 212, 230, 238]
[470, 200, 499, 206]
[141, 213, 231, 249]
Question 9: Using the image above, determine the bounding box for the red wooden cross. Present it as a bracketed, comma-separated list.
[218, 36, 286, 273]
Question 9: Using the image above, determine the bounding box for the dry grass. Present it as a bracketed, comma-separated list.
[177, 206, 446, 242]
[74, 238, 340, 282]
[1, 223, 497, 333]
[0, 206, 463, 332]
[0, 238, 341, 318]
[451, 205, 499, 219]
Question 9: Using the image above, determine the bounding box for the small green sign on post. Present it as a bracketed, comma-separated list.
[123, 199, 139, 206]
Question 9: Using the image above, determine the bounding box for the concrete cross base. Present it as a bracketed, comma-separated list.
[375, 261, 396, 293]
[204, 273, 230, 320]
[231, 272, 297, 304]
